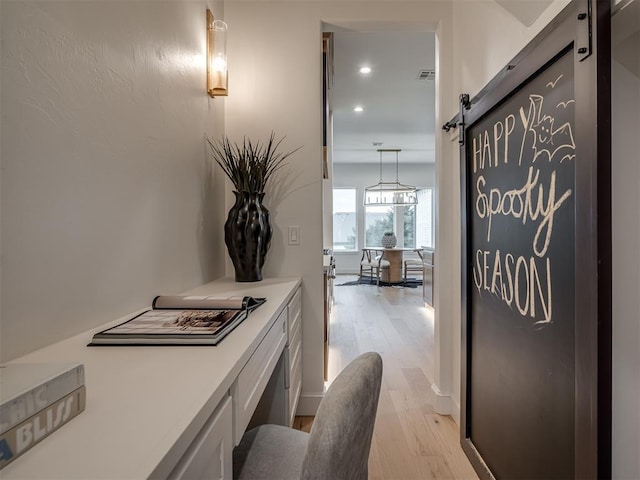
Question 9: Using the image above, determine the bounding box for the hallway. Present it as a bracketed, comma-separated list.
[328, 275, 478, 479]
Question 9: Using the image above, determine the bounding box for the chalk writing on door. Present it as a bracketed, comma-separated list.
[470, 72, 575, 326]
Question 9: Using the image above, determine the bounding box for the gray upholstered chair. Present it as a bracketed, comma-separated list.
[233, 351, 383, 480]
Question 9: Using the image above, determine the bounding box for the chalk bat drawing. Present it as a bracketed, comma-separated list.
[546, 74, 563, 89]
[556, 100, 575, 108]
[518, 94, 576, 164]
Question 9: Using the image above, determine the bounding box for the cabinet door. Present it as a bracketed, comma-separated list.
[422, 260, 433, 307]
[232, 308, 287, 444]
[288, 287, 302, 344]
[287, 327, 303, 427]
[286, 287, 303, 425]
[167, 395, 233, 480]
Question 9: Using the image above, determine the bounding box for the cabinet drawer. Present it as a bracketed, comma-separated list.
[232, 309, 287, 445]
[167, 395, 233, 480]
[287, 288, 302, 343]
[287, 351, 303, 427]
[284, 319, 302, 389]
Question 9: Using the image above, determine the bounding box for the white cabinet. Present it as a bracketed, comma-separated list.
[422, 250, 434, 307]
[285, 287, 303, 426]
[167, 395, 233, 480]
[244, 286, 303, 430]
[232, 307, 287, 445]
[1, 277, 301, 480]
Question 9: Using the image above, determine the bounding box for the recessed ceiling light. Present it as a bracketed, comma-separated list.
[359, 66, 372, 74]
[353, 106, 364, 113]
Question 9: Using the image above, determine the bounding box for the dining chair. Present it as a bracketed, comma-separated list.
[233, 351, 383, 480]
[403, 248, 425, 281]
[359, 248, 389, 286]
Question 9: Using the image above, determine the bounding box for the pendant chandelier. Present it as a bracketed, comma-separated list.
[363, 149, 417, 206]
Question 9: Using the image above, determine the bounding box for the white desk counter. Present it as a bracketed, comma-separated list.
[1, 277, 302, 479]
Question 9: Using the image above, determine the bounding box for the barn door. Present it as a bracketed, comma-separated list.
[456, 1, 611, 478]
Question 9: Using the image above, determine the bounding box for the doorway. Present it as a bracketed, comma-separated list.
[321, 27, 438, 389]
[322, 27, 437, 279]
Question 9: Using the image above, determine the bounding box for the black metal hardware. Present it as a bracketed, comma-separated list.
[576, 0, 592, 61]
[458, 93, 471, 145]
[442, 121, 457, 132]
[441, 93, 471, 140]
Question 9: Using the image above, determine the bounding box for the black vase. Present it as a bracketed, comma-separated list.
[224, 191, 273, 282]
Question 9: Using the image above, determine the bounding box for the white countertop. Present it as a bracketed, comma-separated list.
[1, 277, 302, 479]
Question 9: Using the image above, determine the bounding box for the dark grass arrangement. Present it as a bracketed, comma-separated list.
[205, 132, 302, 193]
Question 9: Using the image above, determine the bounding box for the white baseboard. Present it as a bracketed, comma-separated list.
[430, 384, 461, 424]
[295, 392, 323, 416]
[450, 397, 461, 425]
[298, 387, 461, 425]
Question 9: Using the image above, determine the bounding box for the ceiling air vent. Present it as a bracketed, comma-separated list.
[417, 69, 436, 81]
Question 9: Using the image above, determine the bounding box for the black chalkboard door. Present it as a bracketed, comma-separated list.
[458, 2, 612, 479]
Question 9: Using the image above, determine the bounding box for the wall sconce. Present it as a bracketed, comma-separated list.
[207, 9, 228, 97]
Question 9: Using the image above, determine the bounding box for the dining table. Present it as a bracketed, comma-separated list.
[375, 248, 416, 284]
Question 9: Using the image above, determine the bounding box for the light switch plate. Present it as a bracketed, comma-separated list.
[288, 226, 300, 245]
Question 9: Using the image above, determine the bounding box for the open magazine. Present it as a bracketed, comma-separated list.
[88, 295, 266, 346]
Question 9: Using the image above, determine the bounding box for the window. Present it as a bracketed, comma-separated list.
[365, 205, 394, 247]
[415, 188, 433, 249]
[365, 188, 433, 248]
[402, 204, 416, 248]
[332, 188, 357, 251]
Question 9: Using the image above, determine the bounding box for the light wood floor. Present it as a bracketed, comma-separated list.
[297, 274, 478, 480]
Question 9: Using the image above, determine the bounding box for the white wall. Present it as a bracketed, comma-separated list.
[451, 0, 571, 100]
[611, 58, 640, 480]
[333, 162, 435, 273]
[0, 1, 227, 361]
[223, 0, 452, 414]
